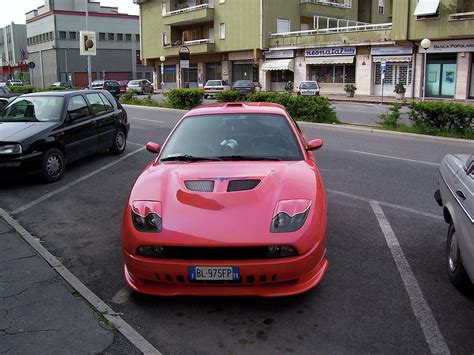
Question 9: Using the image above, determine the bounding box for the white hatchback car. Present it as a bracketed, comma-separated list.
[203, 80, 231, 99]
[297, 81, 320, 96]
[435, 154, 474, 290]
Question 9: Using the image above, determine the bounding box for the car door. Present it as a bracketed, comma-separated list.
[85, 92, 116, 151]
[60, 95, 97, 162]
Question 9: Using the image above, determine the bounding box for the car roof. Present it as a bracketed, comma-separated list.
[21, 90, 107, 98]
[186, 102, 287, 117]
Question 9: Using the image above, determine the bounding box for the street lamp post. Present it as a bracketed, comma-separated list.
[160, 55, 165, 89]
[421, 38, 431, 101]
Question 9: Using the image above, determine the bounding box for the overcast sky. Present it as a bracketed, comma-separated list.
[0, 0, 139, 27]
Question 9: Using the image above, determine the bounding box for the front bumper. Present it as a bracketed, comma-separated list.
[0, 152, 43, 177]
[122, 243, 328, 297]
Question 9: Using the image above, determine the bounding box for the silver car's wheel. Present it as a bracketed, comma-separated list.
[448, 230, 459, 272]
[446, 224, 471, 290]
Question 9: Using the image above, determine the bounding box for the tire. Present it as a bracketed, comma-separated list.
[110, 128, 127, 155]
[41, 148, 65, 183]
[203, 94, 208, 99]
[446, 224, 471, 290]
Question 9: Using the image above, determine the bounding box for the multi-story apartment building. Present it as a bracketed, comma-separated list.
[26, 0, 153, 88]
[138, 0, 474, 100]
[0, 23, 28, 82]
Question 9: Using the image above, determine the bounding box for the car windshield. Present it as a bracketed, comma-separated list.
[206, 80, 222, 86]
[0, 96, 64, 122]
[234, 80, 252, 87]
[300, 82, 318, 89]
[159, 113, 303, 162]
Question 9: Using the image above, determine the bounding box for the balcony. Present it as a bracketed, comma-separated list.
[300, 0, 356, 19]
[163, 39, 215, 56]
[163, 4, 215, 26]
[269, 21, 392, 48]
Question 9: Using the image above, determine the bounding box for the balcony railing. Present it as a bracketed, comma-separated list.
[300, 0, 352, 9]
[164, 3, 214, 17]
[166, 38, 214, 47]
[449, 11, 474, 20]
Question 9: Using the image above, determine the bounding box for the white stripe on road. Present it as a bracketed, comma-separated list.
[12, 146, 146, 215]
[127, 141, 146, 147]
[349, 150, 440, 167]
[111, 286, 132, 305]
[369, 201, 451, 355]
[327, 189, 444, 221]
[130, 117, 164, 124]
[0, 208, 160, 355]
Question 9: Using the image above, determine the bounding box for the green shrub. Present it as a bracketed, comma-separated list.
[378, 103, 403, 128]
[166, 88, 204, 110]
[409, 101, 473, 134]
[10, 86, 41, 94]
[245, 92, 338, 123]
[48, 86, 66, 91]
[215, 90, 245, 103]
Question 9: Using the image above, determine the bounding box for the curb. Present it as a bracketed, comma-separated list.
[0, 209, 161, 355]
[122, 104, 186, 113]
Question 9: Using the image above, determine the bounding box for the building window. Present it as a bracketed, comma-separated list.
[378, 0, 384, 14]
[162, 32, 168, 46]
[136, 50, 142, 65]
[310, 64, 356, 84]
[206, 62, 222, 80]
[277, 18, 290, 34]
[164, 65, 176, 82]
[99, 32, 106, 40]
[108, 33, 115, 41]
[219, 23, 225, 39]
[219, 0, 225, 3]
[59, 31, 67, 39]
[117, 33, 123, 41]
[162, 2, 167, 15]
[69, 31, 76, 40]
[125, 33, 132, 41]
[271, 70, 294, 83]
[136, 34, 140, 42]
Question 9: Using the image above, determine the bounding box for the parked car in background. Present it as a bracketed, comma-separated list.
[7, 79, 24, 87]
[203, 80, 231, 99]
[0, 96, 16, 111]
[297, 81, 320, 96]
[51, 81, 73, 89]
[119, 80, 130, 93]
[0, 90, 130, 182]
[435, 154, 474, 290]
[232, 80, 256, 95]
[126, 79, 154, 95]
[91, 80, 121, 98]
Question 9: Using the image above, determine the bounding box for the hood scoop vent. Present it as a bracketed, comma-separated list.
[227, 179, 261, 192]
[184, 180, 215, 192]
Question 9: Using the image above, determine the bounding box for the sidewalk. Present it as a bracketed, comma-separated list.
[324, 94, 474, 106]
[0, 216, 131, 354]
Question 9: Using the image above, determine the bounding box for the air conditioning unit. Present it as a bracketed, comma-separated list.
[133, 0, 148, 4]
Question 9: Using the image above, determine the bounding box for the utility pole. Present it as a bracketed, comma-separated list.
[85, 0, 92, 88]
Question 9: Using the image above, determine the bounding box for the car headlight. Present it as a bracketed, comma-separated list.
[131, 201, 162, 233]
[271, 199, 311, 233]
[0, 144, 22, 155]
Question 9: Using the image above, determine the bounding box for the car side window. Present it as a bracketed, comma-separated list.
[98, 93, 113, 111]
[0, 99, 8, 111]
[67, 95, 90, 120]
[85, 93, 107, 115]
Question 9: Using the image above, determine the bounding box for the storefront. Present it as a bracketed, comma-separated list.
[470, 56, 474, 99]
[371, 46, 413, 97]
[419, 39, 474, 99]
[163, 64, 177, 89]
[232, 61, 258, 83]
[262, 50, 294, 92]
[206, 62, 221, 81]
[304, 47, 356, 94]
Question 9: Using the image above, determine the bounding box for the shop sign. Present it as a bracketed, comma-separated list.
[371, 46, 413, 55]
[419, 39, 474, 53]
[305, 47, 355, 57]
[264, 50, 294, 59]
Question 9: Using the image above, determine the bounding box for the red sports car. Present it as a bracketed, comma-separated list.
[121, 102, 328, 297]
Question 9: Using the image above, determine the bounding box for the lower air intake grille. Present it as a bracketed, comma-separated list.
[184, 180, 215, 192]
[227, 179, 260, 192]
[161, 246, 270, 260]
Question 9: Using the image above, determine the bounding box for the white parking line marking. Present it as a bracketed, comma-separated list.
[130, 117, 165, 124]
[349, 150, 440, 167]
[370, 201, 450, 355]
[11, 146, 146, 215]
[111, 286, 132, 305]
[127, 141, 145, 147]
[327, 189, 444, 221]
[0, 208, 161, 355]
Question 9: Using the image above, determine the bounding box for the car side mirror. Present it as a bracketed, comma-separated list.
[67, 112, 81, 121]
[146, 142, 161, 154]
[307, 138, 323, 151]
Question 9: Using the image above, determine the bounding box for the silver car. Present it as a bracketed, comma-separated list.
[203, 80, 231, 99]
[435, 154, 474, 290]
[127, 79, 154, 95]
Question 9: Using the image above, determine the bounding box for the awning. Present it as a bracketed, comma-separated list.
[305, 56, 354, 65]
[373, 55, 412, 63]
[261, 59, 294, 72]
[413, 0, 440, 16]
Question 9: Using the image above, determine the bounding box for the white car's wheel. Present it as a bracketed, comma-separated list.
[446, 224, 471, 289]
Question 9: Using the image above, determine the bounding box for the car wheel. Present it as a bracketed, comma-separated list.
[41, 148, 65, 183]
[110, 128, 127, 155]
[203, 94, 208, 99]
[446, 224, 471, 289]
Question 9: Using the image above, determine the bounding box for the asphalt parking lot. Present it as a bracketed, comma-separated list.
[1, 105, 473, 354]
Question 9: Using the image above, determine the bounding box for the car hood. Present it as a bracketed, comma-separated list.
[0, 122, 58, 142]
[128, 161, 321, 245]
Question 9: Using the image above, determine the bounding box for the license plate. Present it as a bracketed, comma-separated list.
[189, 266, 240, 281]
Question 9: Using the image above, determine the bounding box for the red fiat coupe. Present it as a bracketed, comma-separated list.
[121, 102, 328, 297]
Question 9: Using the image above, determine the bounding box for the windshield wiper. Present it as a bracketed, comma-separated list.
[215, 155, 282, 161]
[160, 154, 223, 162]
